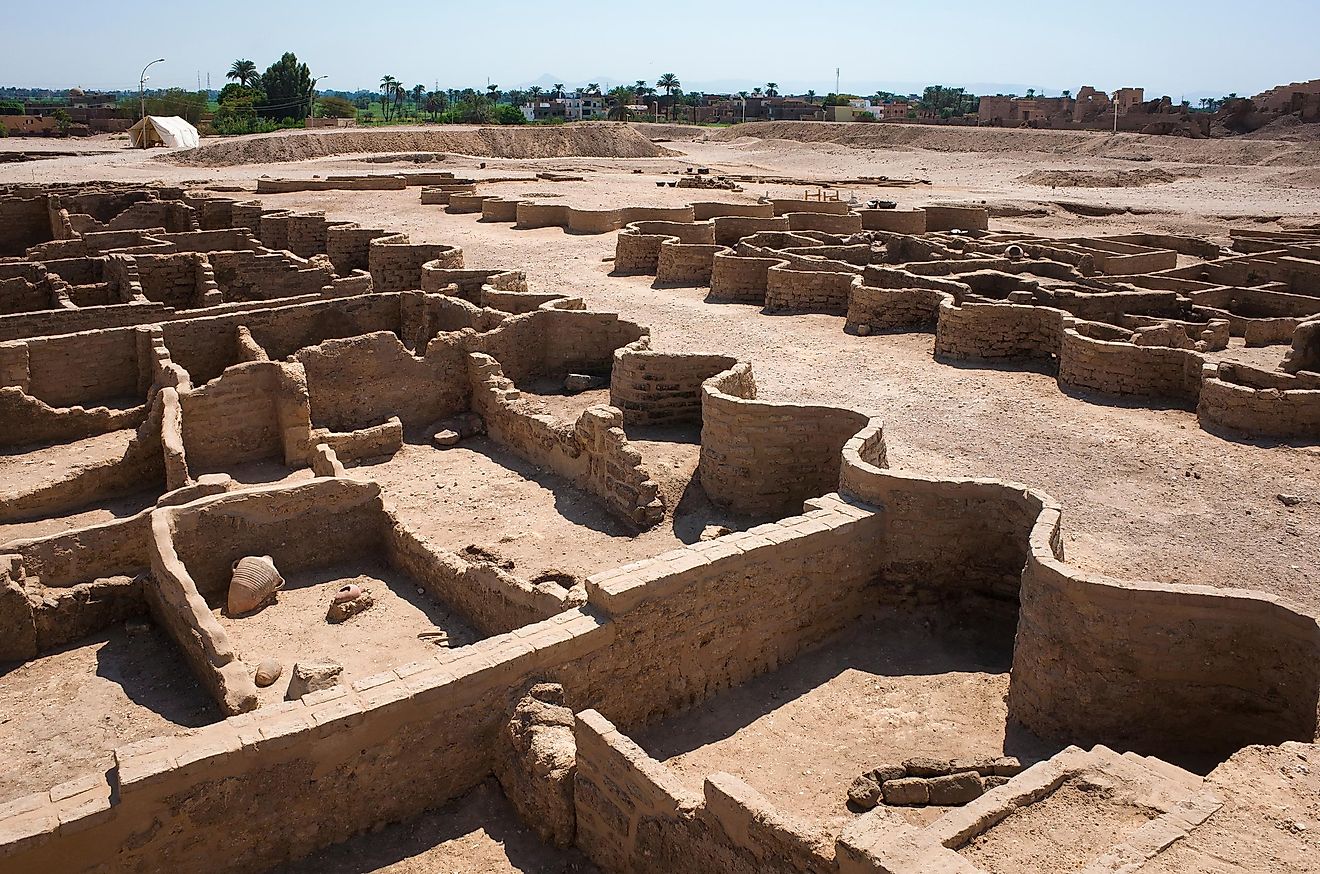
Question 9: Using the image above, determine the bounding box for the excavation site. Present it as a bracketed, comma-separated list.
[0, 117, 1318, 874]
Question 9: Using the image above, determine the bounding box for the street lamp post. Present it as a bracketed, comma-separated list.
[139, 58, 165, 127]
[308, 76, 328, 121]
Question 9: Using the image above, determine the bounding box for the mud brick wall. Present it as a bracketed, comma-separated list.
[692, 201, 774, 221]
[295, 331, 469, 431]
[325, 224, 388, 273]
[1009, 532, 1320, 766]
[567, 208, 624, 233]
[474, 308, 646, 384]
[764, 266, 859, 314]
[768, 199, 852, 216]
[785, 212, 864, 234]
[285, 214, 331, 259]
[859, 208, 927, 233]
[1197, 369, 1320, 439]
[516, 202, 571, 229]
[228, 201, 266, 233]
[573, 711, 834, 874]
[0, 301, 177, 355]
[846, 285, 946, 331]
[13, 327, 140, 407]
[420, 265, 527, 301]
[0, 196, 54, 255]
[105, 200, 195, 233]
[186, 196, 235, 231]
[1051, 288, 1185, 323]
[925, 205, 989, 231]
[0, 275, 53, 314]
[131, 253, 206, 308]
[470, 353, 663, 528]
[933, 301, 1062, 361]
[41, 256, 105, 286]
[0, 611, 612, 874]
[480, 198, 521, 222]
[208, 250, 333, 303]
[839, 444, 1037, 616]
[257, 211, 293, 250]
[699, 364, 870, 518]
[165, 478, 385, 597]
[655, 242, 721, 285]
[370, 235, 463, 293]
[178, 360, 310, 473]
[0, 387, 144, 447]
[708, 252, 778, 303]
[1057, 326, 1202, 402]
[616, 222, 714, 274]
[155, 229, 263, 254]
[575, 499, 887, 728]
[610, 349, 738, 426]
[160, 294, 399, 385]
[711, 216, 790, 246]
[384, 520, 566, 636]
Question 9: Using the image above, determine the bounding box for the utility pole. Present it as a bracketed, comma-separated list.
[836, 67, 840, 95]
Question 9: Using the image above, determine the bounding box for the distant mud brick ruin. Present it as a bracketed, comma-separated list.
[1, 180, 1318, 873]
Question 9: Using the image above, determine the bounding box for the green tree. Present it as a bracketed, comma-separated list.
[805, 89, 816, 103]
[258, 52, 312, 119]
[553, 83, 564, 98]
[51, 108, 72, 134]
[411, 84, 425, 117]
[379, 75, 398, 120]
[227, 59, 258, 88]
[316, 95, 357, 118]
[607, 86, 633, 121]
[656, 72, 680, 120]
[765, 82, 779, 97]
[586, 82, 601, 95]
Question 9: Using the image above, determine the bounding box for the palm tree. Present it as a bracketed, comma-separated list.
[392, 82, 405, 117]
[379, 75, 398, 120]
[751, 87, 763, 97]
[227, 59, 258, 88]
[486, 83, 501, 101]
[527, 86, 543, 117]
[656, 72, 680, 120]
[411, 84, 425, 116]
[587, 83, 601, 95]
[553, 83, 564, 99]
[806, 89, 816, 103]
[607, 86, 633, 121]
[765, 82, 779, 97]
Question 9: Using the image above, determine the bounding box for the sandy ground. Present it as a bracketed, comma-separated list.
[0, 625, 218, 799]
[957, 776, 1159, 874]
[213, 559, 481, 708]
[2, 122, 1319, 868]
[277, 778, 597, 874]
[636, 615, 1056, 841]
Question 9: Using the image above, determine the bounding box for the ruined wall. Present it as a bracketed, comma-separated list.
[699, 364, 871, 518]
[1057, 323, 1202, 403]
[295, 330, 469, 431]
[10, 326, 140, 407]
[177, 360, 309, 473]
[0, 196, 53, 256]
[369, 234, 462, 293]
[574, 710, 834, 874]
[1197, 364, 1320, 438]
[933, 299, 1062, 361]
[473, 308, 647, 385]
[764, 266, 860, 315]
[708, 252, 779, 303]
[655, 241, 722, 285]
[610, 348, 738, 427]
[470, 353, 663, 529]
[1009, 513, 1320, 766]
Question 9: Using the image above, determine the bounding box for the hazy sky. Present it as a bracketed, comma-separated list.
[3, 0, 1315, 98]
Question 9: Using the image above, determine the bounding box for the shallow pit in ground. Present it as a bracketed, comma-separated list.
[352, 435, 736, 583]
[0, 624, 218, 799]
[636, 612, 1058, 838]
[212, 558, 480, 707]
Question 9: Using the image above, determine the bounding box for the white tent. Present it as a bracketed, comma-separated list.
[127, 115, 199, 149]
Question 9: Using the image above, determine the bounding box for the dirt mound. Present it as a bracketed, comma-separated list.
[170, 123, 676, 167]
[1240, 115, 1320, 142]
[630, 122, 710, 143]
[1017, 168, 1190, 187]
[708, 121, 1320, 167]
